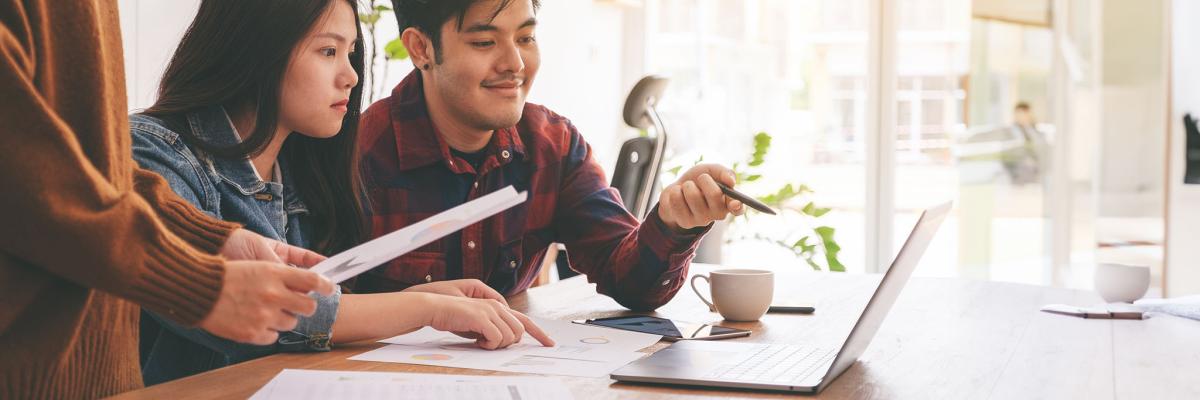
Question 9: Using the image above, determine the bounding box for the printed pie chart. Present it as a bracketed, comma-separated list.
[411, 353, 454, 361]
[410, 219, 469, 245]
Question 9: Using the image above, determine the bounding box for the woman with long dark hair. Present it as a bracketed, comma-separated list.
[132, 0, 551, 384]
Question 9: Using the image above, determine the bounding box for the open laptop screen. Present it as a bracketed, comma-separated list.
[816, 202, 953, 390]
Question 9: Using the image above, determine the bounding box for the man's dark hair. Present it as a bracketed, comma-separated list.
[392, 0, 541, 64]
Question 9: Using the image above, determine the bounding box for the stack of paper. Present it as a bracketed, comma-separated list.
[350, 317, 662, 378]
[250, 369, 572, 400]
[1135, 295, 1200, 321]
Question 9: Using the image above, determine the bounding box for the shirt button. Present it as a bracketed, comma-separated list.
[509, 260, 518, 268]
[467, 241, 476, 249]
[424, 274, 433, 282]
[661, 279, 671, 286]
[501, 150, 511, 159]
[473, 181, 479, 189]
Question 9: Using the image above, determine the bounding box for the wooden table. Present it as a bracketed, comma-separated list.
[110, 264, 1200, 399]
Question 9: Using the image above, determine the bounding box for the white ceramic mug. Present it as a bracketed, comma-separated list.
[690, 269, 774, 321]
[1094, 263, 1150, 303]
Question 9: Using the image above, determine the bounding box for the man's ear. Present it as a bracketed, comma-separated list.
[401, 27, 435, 70]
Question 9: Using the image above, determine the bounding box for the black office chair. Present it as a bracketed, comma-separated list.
[557, 76, 671, 279]
[612, 75, 671, 219]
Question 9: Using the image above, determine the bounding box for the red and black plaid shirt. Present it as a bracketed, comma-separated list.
[354, 71, 706, 310]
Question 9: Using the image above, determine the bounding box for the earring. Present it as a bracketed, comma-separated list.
[423, 63, 430, 70]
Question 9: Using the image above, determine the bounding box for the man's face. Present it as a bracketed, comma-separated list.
[1014, 108, 1033, 127]
[426, 0, 540, 132]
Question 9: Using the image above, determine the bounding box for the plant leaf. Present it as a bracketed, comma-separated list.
[667, 165, 683, 176]
[749, 132, 771, 167]
[745, 174, 762, 181]
[814, 226, 844, 272]
[359, 13, 381, 24]
[801, 236, 817, 253]
[803, 255, 821, 271]
[383, 37, 408, 60]
[759, 183, 801, 207]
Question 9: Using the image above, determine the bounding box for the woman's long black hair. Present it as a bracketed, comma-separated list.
[144, 0, 367, 255]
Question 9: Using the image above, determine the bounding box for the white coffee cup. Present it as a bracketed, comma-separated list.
[1094, 263, 1150, 303]
[690, 269, 774, 321]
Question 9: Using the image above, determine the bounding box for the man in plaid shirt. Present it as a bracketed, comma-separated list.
[355, 0, 745, 312]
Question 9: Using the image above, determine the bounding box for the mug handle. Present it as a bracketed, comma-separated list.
[690, 274, 716, 312]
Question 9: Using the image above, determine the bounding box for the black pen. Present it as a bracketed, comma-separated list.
[715, 182, 776, 215]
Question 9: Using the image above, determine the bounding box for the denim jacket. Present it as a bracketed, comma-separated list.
[130, 106, 341, 385]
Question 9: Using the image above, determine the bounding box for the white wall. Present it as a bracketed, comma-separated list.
[1097, 0, 1166, 217]
[526, 0, 638, 170]
[117, 0, 201, 112]
[1167, 0, 1200, 296]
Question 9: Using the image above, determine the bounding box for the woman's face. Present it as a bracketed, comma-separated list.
[279, 0, 359, 139]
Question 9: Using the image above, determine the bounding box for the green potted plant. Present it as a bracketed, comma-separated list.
[358, 0, 409, 103]
[668, 132, 844, 271]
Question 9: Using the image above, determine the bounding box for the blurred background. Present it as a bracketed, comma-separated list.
[120, 0, 1200, 296]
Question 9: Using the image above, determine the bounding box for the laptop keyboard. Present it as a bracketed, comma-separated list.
[704, 344, 837, 384]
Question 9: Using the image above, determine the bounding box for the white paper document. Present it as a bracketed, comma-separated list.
[310, 186, 527, 283]
[349, 317, 661, 378]
[249, 369, 572, 400]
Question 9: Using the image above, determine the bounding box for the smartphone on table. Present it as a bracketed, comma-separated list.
[768, 300, 816, 313]
[572, 315, 750, 341]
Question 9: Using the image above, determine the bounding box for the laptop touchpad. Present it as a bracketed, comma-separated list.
[641, 347, 738, 368]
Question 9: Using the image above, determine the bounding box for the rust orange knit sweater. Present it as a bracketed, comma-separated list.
[1, 1, 240, 398]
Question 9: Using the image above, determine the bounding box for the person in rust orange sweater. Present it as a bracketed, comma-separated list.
[0, 1, 337, 398]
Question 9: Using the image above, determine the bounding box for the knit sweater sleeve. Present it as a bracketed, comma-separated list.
[133, 168, 239, 255]
[0, 19, 233, 326]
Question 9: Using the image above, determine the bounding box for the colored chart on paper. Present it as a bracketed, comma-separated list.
[410, 219, 468, 245]
[579, 337, 610, 344]
[356, 317, 663, 378]
[410, 354, 453, 361]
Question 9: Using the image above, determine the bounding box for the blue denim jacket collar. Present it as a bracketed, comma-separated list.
[185, 105, 307, 214]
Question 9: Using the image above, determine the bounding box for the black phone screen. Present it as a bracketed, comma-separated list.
[583, 316, 747, 340]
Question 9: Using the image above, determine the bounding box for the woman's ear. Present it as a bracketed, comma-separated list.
[401, 27, 434, 70]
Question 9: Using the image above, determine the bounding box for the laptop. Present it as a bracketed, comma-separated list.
[611, 202, 952, 394]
